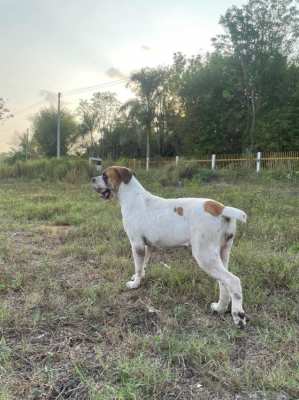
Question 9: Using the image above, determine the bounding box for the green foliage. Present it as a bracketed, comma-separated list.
[0, 157, 94, 182]
[32, 107, 78, 157]
[92, 0, 299, 158]
[8, 0, 299, 163]
[0, 98, 13, 121]
[177, 162, 203, 180]
[77, 91, 121, 155]
[6, 131, 37, 163]
[157, 163, 219, 186]
[213, 0, 299, 150]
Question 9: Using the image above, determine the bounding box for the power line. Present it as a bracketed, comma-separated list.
[11, 78, 129, 117]
[63, 78, 128, 96]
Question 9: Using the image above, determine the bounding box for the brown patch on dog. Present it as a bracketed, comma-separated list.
[174, 206, 184, 216]
[114, 166, 132, 184]
[204, 200, 224, 217]
[105, 166, 132, 190]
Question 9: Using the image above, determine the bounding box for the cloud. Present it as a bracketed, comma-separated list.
[105, 67, 127, 79]
[141, 45, 151, 51]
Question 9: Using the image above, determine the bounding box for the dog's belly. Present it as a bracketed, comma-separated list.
[148, 235, 190, 248]
[124, 210, 191, 248]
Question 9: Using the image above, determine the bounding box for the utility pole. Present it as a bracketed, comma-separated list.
[25, 128, 29, 160]
[57, 92, 61, 158]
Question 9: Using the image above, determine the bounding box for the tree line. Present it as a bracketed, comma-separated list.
[4, 0, 299, 162]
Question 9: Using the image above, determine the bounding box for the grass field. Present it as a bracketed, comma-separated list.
[0, 169, 298, 399]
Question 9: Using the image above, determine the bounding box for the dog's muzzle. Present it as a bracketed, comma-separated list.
[99, 188, 112, 200]
[92, 177, 112, 200]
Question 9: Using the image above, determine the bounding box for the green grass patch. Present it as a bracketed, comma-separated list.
[0, 171, 298, 399]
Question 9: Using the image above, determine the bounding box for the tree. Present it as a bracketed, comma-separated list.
[32, 107, 78, 157]
[99, 116, 144, 159]
[213, 0, 299, 150]
[0, 98, 13, 121]
[7, 131, 37, 163]
[128, 68, 167, 160]
[77, 91, 121, 155]
[178, 53, 245, 154]
[255, 62, 299, 150]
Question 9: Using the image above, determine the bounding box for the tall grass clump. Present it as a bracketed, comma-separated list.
[0, 158, 95, 182]
[151, 161, 219, 186]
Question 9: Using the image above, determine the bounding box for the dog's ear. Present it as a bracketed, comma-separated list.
[105, 166, 133, 189]
[114, 167, 133, 184]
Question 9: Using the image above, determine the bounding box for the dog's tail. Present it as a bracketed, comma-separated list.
[222, 206, 247, 223]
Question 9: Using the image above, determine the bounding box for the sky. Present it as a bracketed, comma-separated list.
[0, 0, 245, 153]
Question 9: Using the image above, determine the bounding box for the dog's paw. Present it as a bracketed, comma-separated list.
[210, 302, 227, 314]
[232, 311, 247, 329]
[126, 279, 141, 289]
[131, 272, 145, 281]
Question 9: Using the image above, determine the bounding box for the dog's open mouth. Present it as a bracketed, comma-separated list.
[101, 189, 112, 200]
[92, 183, 113, 200]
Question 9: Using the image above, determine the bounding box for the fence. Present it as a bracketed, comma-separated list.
[127, 151, 299, 172]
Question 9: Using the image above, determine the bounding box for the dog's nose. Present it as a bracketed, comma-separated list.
[91, 177, 96, 183]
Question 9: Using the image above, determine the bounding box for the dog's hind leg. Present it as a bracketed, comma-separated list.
[191, 238, 246, 328]
[126, 242, 146, 289]
[211, 235, 234, 314]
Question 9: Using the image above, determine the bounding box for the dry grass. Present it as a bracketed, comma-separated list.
[0, 171, 298, 399]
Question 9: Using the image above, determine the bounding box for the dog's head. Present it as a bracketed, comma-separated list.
[91, 166, 133, 200]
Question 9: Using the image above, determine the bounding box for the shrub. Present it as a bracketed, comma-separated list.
[0, 158, 95, 182]
[154, 162, 219, 186]
[177, 161, 200, 179]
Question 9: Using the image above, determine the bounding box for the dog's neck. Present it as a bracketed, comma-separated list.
[117, 176, 148, 213]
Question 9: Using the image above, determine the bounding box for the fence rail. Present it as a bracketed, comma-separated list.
[127, 151, 299, 172]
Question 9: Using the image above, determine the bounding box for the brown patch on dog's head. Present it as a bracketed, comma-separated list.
[174, 206, 184, 216]
[105, 166, 133, 190]
[204, 200, 224, 217]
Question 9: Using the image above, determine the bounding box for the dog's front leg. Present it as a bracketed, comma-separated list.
[126, 243, 146, 289]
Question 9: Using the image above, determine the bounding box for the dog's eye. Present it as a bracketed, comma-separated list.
[102, 173, 108, 184]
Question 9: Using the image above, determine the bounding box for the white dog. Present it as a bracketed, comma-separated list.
[92, 166, 248, 328]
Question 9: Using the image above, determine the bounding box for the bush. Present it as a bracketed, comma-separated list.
[0, 158, 96, 182]
[192, 168, 219, 183]
[177, 161, 201, 179]
[152, 162, 219, 186]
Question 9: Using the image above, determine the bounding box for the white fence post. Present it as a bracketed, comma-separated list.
[256, 152, 261, 173]
[146, 157, 150, 171]
[175, 156, 179, 167]
[211, 154, 216, 170]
